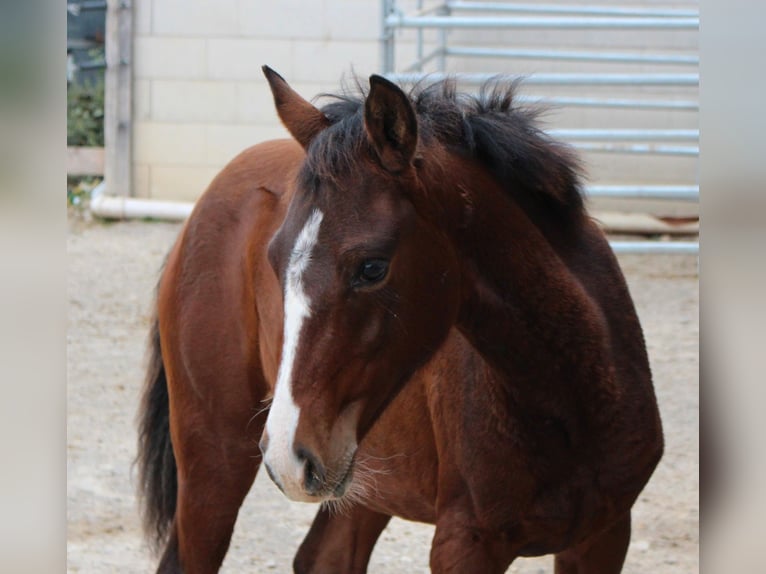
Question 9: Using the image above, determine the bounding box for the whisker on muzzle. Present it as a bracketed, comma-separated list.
[320, 453, 391, 516]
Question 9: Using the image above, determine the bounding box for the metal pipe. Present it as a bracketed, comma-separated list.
[573, 142, 698, 156]
[416, 0, 424, 72]
[550, 129, 698, 141]
[412, 3, 444, 17]
[445, 46, 698, 65]
[514, 95, 699, 111]
[445, 2, 698, 18]
[380, 0, 395, 73]
[403, 48, 444, 73]
[385, 14, 699, 30]
[609, 241, 698, 254]
[90, 184, 193, 221]
[386, 72, 699, 86]
[437, 3, 450, 72]
[584, 185, 698, 201]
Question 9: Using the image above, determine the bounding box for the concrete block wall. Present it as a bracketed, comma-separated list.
[133, 0, 399, 201]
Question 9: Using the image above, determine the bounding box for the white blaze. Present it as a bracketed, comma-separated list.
[264, 208, 323, 498]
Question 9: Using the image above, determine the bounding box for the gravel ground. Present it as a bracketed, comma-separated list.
[67, 216, 698, 573]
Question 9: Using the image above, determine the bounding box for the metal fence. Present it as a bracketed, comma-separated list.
[381, 0, 699, 254]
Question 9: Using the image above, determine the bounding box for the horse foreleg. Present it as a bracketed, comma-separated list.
[293, 504, 391, 574]
[161, 380, 268, 573]
[154, 443, 260, 574]
[554, 512, 631, 574]
[172, 445, 260, 573]
[429, 499, 518, 574]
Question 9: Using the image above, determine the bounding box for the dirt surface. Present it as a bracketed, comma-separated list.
[67, 217, 698, 573]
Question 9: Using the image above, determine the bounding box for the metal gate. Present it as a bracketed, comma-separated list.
[380, 1, 699, 254]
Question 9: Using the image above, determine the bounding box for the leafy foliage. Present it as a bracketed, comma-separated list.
[67, 79, 104, 147]
[68, 175, 101, 209]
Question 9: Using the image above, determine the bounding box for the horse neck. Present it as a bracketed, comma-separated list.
[428, 157, 612, 392]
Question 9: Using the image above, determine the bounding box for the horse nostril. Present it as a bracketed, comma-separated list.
[295, 445, 325, 495]
[304, 459, 321, 494]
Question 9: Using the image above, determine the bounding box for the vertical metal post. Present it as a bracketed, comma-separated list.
[104, 0, 133, 197]
[416, 0, 424, 71]
[380, 0, 395, 73]
[437, 2, 450, 72]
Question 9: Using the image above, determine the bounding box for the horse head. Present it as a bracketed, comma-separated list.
[258, 67, 461, 502]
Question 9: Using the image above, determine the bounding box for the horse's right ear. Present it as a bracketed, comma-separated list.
[262, 66, 330, 149]
[365, 75, 417, 173]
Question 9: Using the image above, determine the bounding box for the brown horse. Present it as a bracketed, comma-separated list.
[137, 67, 663, 573]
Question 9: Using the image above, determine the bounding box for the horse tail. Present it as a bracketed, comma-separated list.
[136, 307, 177, 552]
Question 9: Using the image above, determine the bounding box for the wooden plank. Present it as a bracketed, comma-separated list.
[104, 0, 133, 196]
[67, 147, 105, 175]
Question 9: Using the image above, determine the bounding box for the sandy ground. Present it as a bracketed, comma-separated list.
[67, 216, 698, 573]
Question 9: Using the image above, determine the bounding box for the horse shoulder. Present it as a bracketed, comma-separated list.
[158, 139, 302, 397]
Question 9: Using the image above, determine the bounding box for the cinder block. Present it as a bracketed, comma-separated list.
[238, 0, 327, 40]
[149, 165, 221, 201]
[205, 124, 262, 165]
[240, 79, 338, 122]
[325, 0, 378, 41]
[252, 124, 292, 143]
[134, 122, 207, 165]
[134, 0, 152, 35]
[205, 123, 290, 165]
[134, 37, 207, 80]
[133, 79, 152, 121]
[235, 82, 280, 123]
[151, 81, 238, 122]
[132, 164, 150, 198]
[292, 40, 378, 83]
[207, 39, 293, 80]
[152, 0, 239, 36]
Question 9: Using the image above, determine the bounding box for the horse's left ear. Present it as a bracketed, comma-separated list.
[365, 75, 418, 173]
[262, 65, 330, 149]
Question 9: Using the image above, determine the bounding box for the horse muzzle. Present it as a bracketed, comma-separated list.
[260, 432, 356, 502]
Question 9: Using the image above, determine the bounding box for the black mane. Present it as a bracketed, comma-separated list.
[305, 77, 584, 213]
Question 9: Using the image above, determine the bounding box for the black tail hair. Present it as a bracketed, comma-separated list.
[136, 311, 177, 552]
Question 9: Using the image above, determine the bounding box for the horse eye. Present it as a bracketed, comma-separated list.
[354, 259, 389, 287]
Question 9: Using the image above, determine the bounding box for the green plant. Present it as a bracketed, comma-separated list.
[67, 175, 101, 207]
[67, 79, 104, 147]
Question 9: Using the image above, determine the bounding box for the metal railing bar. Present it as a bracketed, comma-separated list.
[585, 185, 699, 200]
[385, 14, 699, 30]
[412, 2, 448, 17]
[416, 0, 424, 72]
[445, 2, 698, 18]
[550, 129, 698, 141]
[609, 241, 698, 254]
[381, 0, 396, 73]
[573, 143, 698, 156]
[437, 4, 449, 72]
[403, 48, 445, 72]
[445, 46, 698, 65]
[515, 95, 699, 111]
[386, 72, 699, 86]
